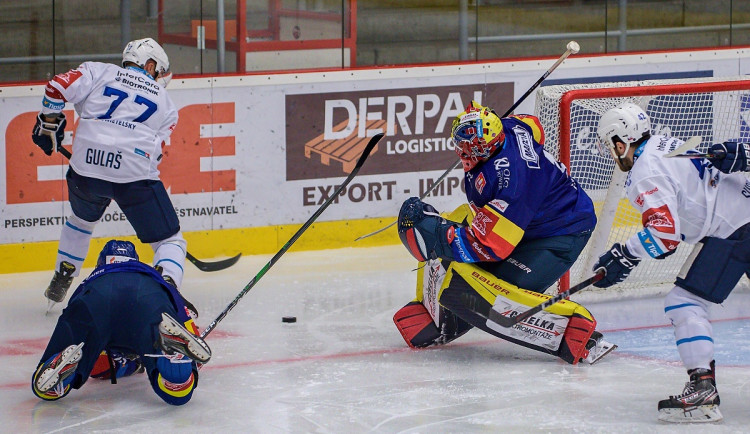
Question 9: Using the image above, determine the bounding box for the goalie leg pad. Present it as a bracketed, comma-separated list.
[393, 302, 441, 348]
[558, 314, 597, 365]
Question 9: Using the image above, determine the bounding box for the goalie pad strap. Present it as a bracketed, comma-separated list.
[393, 302, 441, 348]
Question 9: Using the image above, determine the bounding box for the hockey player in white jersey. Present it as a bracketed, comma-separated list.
[594, 103, 750, 423]
[31, 38, 186, 308]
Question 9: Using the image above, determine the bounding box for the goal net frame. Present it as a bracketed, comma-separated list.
[535, 76, 750, 300]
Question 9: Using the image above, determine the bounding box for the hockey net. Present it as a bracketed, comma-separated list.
[535, 76, 750, 301]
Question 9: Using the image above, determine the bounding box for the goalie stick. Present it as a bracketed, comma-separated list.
[354, 41, 581, 242]
[55, 146, 241, 272]
[200, 132, 384, 338]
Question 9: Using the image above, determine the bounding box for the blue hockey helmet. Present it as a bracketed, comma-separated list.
[97, 240, 139, 266]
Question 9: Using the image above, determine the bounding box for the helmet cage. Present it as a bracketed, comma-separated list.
[451, 102, 504, 171]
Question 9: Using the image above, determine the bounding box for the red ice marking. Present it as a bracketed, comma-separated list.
[196, 329, 240, 339]
[0, 337, 49, 356]
[599, 315, 750, 333]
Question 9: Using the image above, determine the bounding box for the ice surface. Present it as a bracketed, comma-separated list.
[2, 245, 749, 433]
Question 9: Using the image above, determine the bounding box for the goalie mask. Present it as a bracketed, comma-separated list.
[596, 103, 651, 158]
[97, 240, 139, 267]
[451, 101, 505, 171]
[122, 38, 172, 87]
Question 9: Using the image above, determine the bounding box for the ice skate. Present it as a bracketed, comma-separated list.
[583, 331, 617, 364]
[658, 365, 722, 423]
[44, 261, 76, 309]
[33, 342, 84, 399]
[158, 312, 211, 364]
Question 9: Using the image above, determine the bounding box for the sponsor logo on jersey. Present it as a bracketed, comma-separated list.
[637, 229, 664, 258]
[475, 172, 486, 193]
[134, 148, 150, 159]
[512, 126, 539, 169]
[452, 235, 472, 262]
[42, 96, 65, 112]
[743, 180, 750, 198]
[489, 199, 509, 213]
[471, 241, 492, 260]
[496, 167, 510, 189]
[494, 157, 510, 168]
[634, 186, 658, 207]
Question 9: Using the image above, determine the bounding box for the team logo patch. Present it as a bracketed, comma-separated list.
[512, 126, 539, 169]
[472, 213, 492, 236]
[475, 173, 486, 193]
[642, 204, 675, 233]
[53, 69, 83, 89]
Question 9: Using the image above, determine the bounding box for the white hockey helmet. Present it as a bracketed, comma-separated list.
[122, 37, 172, 87]
[596, 103, 651, 156]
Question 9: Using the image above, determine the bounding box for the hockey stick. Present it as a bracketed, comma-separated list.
[200, 132, 384, 338]
[663, 136, 703, 158]
[186, 252, 241, 272]
[488, 271, 605, 328]
[56, 146, 241, 272]
[354, 41, 581, 242]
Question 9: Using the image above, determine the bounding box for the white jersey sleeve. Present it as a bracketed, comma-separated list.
[42, 62, 178, 182]
[624, 135, 750, 259]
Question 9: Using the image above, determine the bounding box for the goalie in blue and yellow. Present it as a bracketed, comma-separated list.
[394, 101, 614, 364]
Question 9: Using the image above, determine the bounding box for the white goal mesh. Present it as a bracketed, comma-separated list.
[535, 76, 750, 300]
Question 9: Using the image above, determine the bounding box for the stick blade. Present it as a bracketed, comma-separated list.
[664, 136, 702, 158]
[186, 252, 242, 272]
[354, 132, 384, 170]
[489, 310, 518, 328]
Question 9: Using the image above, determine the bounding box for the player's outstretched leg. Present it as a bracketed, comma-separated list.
[158, 312, 211, 364]
[658, 361, 722, 423]
[32, 342, 84, 400]
[583, 331, 617, 364]
[44, 261, 76, 304]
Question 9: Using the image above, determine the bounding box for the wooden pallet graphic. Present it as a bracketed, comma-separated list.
[304, 119, 388, 173]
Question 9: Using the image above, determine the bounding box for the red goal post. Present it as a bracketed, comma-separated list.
[534, 76, 750, 298]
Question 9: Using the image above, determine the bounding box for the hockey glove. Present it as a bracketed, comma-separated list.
[708, 141, 750, 174]
[592, 243, 641, 288]
[31, 112, 67, 156]
[398, 197, 456, 262]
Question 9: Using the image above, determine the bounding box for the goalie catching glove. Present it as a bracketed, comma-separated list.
[31, 112, 67, 156]
[592, 243, 641, 288]
[398, 197, 457, 262]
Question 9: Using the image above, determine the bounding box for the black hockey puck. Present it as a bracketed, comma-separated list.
[282, 316, 297, 323]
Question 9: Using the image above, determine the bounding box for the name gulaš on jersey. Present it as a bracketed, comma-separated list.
[86, 148, 122, 169]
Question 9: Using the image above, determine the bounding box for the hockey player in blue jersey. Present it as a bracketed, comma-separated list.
[32, 240, 211, 405]
[394, 101, 615, 365]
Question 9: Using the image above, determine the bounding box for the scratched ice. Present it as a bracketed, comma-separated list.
[2, 245, 749, 433]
